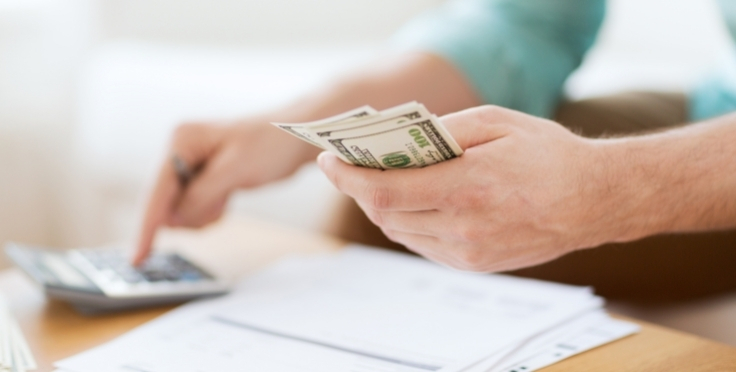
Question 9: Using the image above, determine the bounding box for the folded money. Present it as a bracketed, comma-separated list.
[272, 102, 463, 169]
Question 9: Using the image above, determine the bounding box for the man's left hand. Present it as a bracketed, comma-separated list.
[318, 105, 625, 272]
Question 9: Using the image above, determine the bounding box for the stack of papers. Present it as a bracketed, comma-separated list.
[54, 246, 638, 372]
[0, 296, 36, 372]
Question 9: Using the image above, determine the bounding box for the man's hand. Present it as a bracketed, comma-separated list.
[318, 106, 631, 272]
[133, 120, 318, 265]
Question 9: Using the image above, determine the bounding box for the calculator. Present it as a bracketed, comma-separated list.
[5, 243, 229, 314]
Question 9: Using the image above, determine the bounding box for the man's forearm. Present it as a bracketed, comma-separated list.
[599, 113, 736, 243]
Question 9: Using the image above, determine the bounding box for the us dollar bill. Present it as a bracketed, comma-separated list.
[273, 106, 378, 149]
[271, 102, 463, 169]
[324, 116, 462, 169]
[309, 102, 426, 136]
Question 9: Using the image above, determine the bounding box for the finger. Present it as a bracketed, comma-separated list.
[134, 160, 182, 265]
[134, 123, 225, 265]
[381, 229, 468, 269]
[359, 204, 444, 236]
[318, 152, 452, 211]
[173, 148, 239, 227]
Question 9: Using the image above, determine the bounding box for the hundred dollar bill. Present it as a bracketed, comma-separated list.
[272, 105, 378, 149]
[308, 102, 433, 164]
[309, 101, 426, 134]
[270, 102, 463, 169]
[322, 115, 463, 169]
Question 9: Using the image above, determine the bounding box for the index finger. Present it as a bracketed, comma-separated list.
[317, 152, 449, 212]
[133, 159, 182, 265]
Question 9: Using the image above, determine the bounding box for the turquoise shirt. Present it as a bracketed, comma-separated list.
[391, 0, 736, 122]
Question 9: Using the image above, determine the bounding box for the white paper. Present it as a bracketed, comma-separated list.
[55, 246, 638, 372]
[463, 311, 639, 372]
[56, 296, 430, 372]
[0, 295, 36, 372]
[215, 246, 602, 371]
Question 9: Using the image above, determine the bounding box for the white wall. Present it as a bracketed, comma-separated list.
[0, 0, 97, 262]
[0, 0, 734, 253]
[567, 0, 733, 98]
[98, 0, 443, 46]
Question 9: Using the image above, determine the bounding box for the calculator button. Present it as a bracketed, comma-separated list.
[120, 272, 144, 283]
[141, 271, 168, 282]
[179, 272, 203, 281]
[71, 248, 223, 297]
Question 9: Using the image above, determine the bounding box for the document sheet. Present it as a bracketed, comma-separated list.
[0, 295, 36, 372]
[55, 245, 638, 372]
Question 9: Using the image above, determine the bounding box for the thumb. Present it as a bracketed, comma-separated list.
[317, 151, 351, 191]
[172, 153, 235, 228]
[440, 106, 516, 150]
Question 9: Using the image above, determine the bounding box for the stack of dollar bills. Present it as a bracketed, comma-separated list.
[0, 296, 35, 372]
[273, 102, 463, 169]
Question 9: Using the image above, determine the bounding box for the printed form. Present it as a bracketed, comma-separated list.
[55, 246, 637, 372]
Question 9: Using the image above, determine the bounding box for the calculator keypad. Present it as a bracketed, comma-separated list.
[78, 250, 212, 284]
[67, 249, 226, 298]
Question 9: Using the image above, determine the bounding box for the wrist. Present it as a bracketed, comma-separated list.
[581, 139, 667, 248]
[583, 138, 675, 247]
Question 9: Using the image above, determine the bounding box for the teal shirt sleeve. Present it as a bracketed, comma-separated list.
[690, 53, 736, 122]
[390, 0, 605, 118]
[690, 0, 736, 122]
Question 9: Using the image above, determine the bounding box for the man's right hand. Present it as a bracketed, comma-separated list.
[133, 119, 318, 265]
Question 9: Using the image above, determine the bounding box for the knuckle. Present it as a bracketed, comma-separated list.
[365, 183, 392, 210]
[474, 105, 506, 123]
[454, 248, 486, 272]
[444, 185, 483, 210]
[445, 190, 468, 209]
[466, 188, 487, 208]
[451, 224, 483, 243]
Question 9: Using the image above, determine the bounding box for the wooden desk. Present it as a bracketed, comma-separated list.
[3, 217, 735, 372]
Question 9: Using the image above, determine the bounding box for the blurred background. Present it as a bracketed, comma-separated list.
[0, 0, 734, 343]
